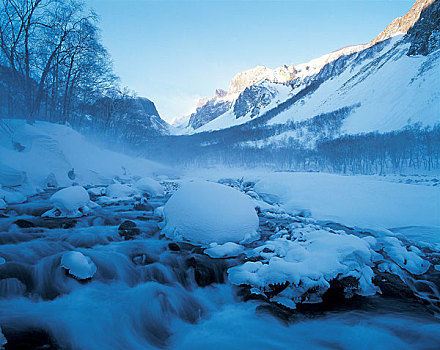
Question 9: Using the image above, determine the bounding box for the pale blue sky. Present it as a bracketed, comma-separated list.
[86, 0, 414, 122]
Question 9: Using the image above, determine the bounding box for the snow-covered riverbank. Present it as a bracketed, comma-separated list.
[1, 120, 439, 349]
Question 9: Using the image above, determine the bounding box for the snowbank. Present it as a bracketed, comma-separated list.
[60, 251, 97, 279]
[135, 177, 164, 197]
[163, 181, 259, 244]
[43, 186, 91, 218]
[253, 172, 440, 230]
[0, 119, 171, 196]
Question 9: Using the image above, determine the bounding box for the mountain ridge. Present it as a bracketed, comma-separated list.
[174, 0, 437, 133]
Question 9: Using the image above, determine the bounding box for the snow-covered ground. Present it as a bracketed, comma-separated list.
[252, 171, 440, 230]
[1, 120, 439, 349]
[0, 119, 173, 197]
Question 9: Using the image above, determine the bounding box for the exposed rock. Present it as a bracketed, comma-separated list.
[214, 88, 227, 99]
[228, 65, 295, 95]
[133, 202, 154, 211]
[406, 0, 440, 55]
[168, 242, 181, 252]
[188, 98, 232, 129]
[13, 219, 35, 228]
[233, 82, 278, 119]
[33, 217, 77, 229]
[1, 327, 59, 350]
[186, 256, 226, 287]
[118, 220, 140, 239]
[371, 0, 436, 46]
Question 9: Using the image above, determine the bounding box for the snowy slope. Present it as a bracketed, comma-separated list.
[178, 0, 438, 138]
[0, 119, 172, 196]
[269, 37, 440, 134]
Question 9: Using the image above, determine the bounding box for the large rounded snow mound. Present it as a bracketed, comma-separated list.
[163, 181, 259, 245]
[135, 177, 164, 197]
[106, 183, 137, 199]
[43, 186, 91, 218]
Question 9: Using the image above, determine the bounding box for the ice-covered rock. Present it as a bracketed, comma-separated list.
[87, 187, 106, 196]
[60, 251, 97, 279]
[381, 237, 430, 274]
[0, 199, 6, 210]
[105, 183, 137, 199]
[0, 256, 5, 265]
[163, 181, 259, 244]
[42, 186, 91, 218]
[228, 227, 379, 308]
[135, 177, 164, 197]
[205, 242, 245, 258]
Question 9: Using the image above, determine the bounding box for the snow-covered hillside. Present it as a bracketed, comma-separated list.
[175, 0, 439, 138]
[0, 119, 173, 199]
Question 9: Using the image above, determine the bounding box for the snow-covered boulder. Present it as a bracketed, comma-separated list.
[205, 242, 245, 258]
[105, 183, 137, 199]
[228, 227, 379, 309]
[87, 187, 106, 196]
[42, 186, 92, 218]
[381, 237, 430, 275]
[0, 199, 6, 210]
[60, 251, 97, 279]
[163, 181, 259, 245]
[135, 177, 164, 197]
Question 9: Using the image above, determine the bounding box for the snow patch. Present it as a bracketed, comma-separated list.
[60, 251, 97, 280]
[205, 242, 245, 258]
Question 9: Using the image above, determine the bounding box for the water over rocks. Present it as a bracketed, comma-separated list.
[0, 180, 439, 348]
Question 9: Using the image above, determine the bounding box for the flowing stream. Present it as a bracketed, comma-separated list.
[0, 184, 439, 349]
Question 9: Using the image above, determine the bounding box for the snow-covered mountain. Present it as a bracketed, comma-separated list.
[175, 0, 439, 138]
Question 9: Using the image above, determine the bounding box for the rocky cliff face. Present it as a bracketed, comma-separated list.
[233, 82, 278, 119]
[188, 98, 232, 130]
[227, 65, 295, 95]
[406, 0, 440, 55]
[371, 0, 436, 46]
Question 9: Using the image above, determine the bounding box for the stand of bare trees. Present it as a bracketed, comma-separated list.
[0, 0, 117, 123]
